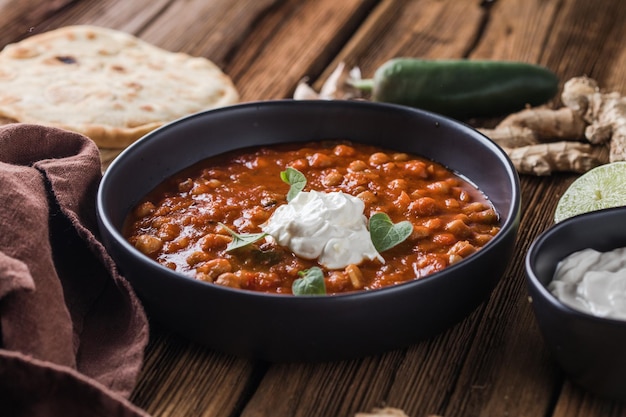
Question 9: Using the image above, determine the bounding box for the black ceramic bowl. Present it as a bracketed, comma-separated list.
[97, 100, 521, 362]
[526, 207, 626, 401]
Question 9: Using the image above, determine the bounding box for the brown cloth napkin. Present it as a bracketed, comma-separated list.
[0, 124, 150, 416]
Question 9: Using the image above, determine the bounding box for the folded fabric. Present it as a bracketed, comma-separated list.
[0, 124, 150, 416]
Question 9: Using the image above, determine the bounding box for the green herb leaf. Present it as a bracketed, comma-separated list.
[219, 223, 267, 251]
[280, 167, 307, 201]
[292, 267, 326, 295]
[369, 212, 412, 252]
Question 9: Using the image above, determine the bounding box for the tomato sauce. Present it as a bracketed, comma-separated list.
[124, 140, 500, 295]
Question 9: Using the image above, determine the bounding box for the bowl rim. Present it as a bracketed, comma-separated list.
[98, 99, 522, 300]
[525, 206, 626, 326]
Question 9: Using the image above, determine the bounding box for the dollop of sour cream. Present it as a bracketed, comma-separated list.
[261, 190, 384, 269]
[549, 247, 626, 320]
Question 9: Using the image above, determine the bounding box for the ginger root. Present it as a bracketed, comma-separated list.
[494, 107, 587, 142]
[480, 76, 626, 175]
[561, 76, 626, 161]
[502, 142, 608, 176]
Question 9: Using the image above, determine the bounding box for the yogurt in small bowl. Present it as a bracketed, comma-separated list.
[526, 206, 626, 401]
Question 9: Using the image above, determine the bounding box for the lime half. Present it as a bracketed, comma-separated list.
[554, 161, 626, 223]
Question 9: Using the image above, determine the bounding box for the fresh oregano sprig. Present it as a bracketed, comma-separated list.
[368, 212, 412, 252]
[292, 267, 326, 295]
[280, 167, 307, 201]
[219, 223, 267, 251]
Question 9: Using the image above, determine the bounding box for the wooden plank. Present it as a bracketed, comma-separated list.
[540, 0, 626, 91]
[12, 0, 171, 38]
[130, 328, 259, 417]
[137, 0, 281, 66]
[0, 0, 76, 46]
[552, 382, 626, 417]
[225, 0, 379, 101]
[241, 353, 404, 417]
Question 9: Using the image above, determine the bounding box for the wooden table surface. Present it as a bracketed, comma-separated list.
[2, 0, 625, 416]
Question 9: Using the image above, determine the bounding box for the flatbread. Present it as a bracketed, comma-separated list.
[0, 25, 239, 148]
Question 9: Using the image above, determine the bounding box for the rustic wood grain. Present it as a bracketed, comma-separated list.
[18, 0, 170, 38]
[0, 0, 76, 46]
[226, 0, 379, 101]
[130, 329, 259, 417]
[138, 0, 281, 66]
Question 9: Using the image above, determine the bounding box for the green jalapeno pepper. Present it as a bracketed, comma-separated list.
[350, 58, 559, 119]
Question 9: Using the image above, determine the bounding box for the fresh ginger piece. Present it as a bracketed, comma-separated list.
[478, 125, 539, 148]
[562, 76, 626, 161]
[503, 141, 608, 176]
[495, 106, 587, 141]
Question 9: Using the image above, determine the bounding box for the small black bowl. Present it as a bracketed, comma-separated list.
[97, 100, 521, 362]
[526, 207, 626, 401]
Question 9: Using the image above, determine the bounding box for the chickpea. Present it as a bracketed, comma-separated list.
[165, 236, 190, 253]
[381, 162, 397, 173]
[322, 170, 344, 187]
[474, 233, 495, 246]
[369, 152, 390, 166]
[404, 160, 428, 178]
[197, 258, 232, 281]
[205, 179, 222, 188]
[453, 213, 470, 223]
[468, 208, 499, 224]
[242, 206, 270, 224]
[463, 202, 488, 214]
[214, 272, 242, 289]
[445, 218, 472, 239]
[388, 178, 407, 191]
[134, 201, 156, 218]
[433, 233, 456, 246]
[199, 233, 231, 250]
[427, 180, 451, 195]
[191, 180, 213, 195]
[411, 225, 430, 239]
[448, 254, 464, 265]
[447, 240, 477, 258]
[252, 156, 270, 169]
[392, 153, 410, 162]
[458, 189, 471, 203]
[308, 152, 333, 168]
[444, 198, 460, 209]
[394, 191, 411, 212]
[423, 218, 442, 231]
[289, 158, 308, 171]
[348, 160, 368, 172]
[162, 262, 177, 270]
[357, 190, 377, 204]
[186, 251, 210, 266]
[157, 223, 180, 241]
[178, 178, 193, 193]
[333, 144, 356, 157]
[408, 197, 438, 216]
[134, 234, 163, 255]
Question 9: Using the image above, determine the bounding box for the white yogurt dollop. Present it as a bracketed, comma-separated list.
[549, 247, 626, 320]
[261, 190, 384, 269]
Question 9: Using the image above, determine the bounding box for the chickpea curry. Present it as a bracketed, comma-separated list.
[124, 140, 501, 295]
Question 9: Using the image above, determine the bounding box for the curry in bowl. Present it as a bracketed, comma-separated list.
[97, 100, 520, 361]
[124, 140, 500, 295]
